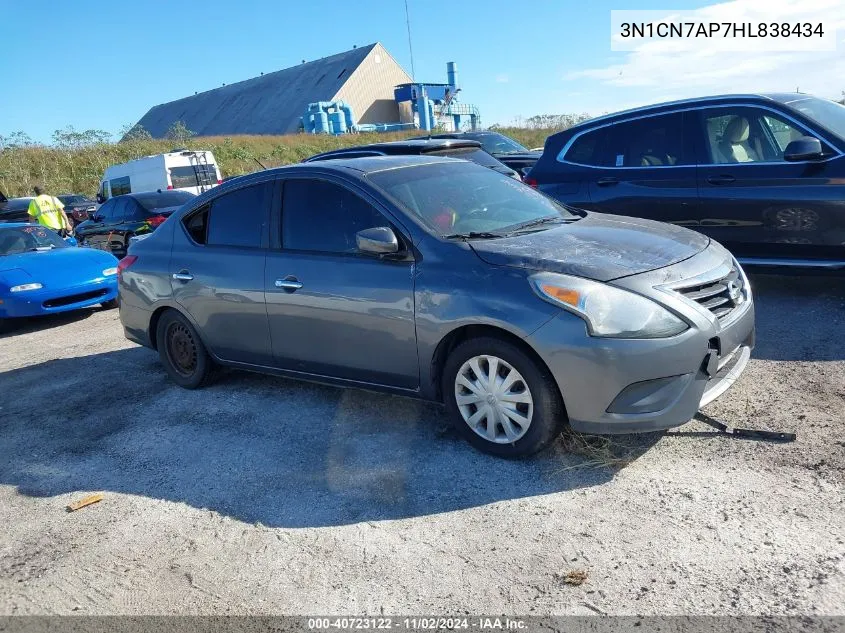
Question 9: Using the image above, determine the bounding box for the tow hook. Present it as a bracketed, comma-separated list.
[702, 350, 719, 378]
[694, 412, 796, 443]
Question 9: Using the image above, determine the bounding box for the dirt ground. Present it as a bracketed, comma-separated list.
[0, 273, 843, 616]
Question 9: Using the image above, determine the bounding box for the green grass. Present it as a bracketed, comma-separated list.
[0, 127, 557, 198]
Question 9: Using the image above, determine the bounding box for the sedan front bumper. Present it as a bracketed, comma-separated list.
[526, 287, 755, 435]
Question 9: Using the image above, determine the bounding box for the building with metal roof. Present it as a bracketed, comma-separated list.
[133, 42, 412, 138]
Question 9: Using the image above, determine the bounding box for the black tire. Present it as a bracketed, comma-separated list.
[156, 309, 214, 389]
[100, 298, 119, 310]
[442, 336, 565, 458]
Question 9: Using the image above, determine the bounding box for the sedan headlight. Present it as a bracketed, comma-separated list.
[103, 267, 118, 276]
[10, 283, 43, 292]
[530, 273, 688, 338]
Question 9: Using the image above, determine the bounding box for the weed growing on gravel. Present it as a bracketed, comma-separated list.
[554, 430, 644, 470]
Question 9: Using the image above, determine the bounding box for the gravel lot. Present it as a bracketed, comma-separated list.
[0, 273, 843, 616]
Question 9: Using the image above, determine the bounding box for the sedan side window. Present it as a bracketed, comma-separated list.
[282, 179, 389, 254]
[111, 198, 129, 222]
[184, 206, 209, 244]
[206, 182, 272, 248]
[96, 200, 115, 221]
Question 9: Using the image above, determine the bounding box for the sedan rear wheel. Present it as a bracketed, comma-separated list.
[156, 310, 213, 389]
[443, 336, 565, 458]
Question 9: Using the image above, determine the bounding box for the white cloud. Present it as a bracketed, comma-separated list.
[566, 0, 845, 106]
[495, 74, 510, 83]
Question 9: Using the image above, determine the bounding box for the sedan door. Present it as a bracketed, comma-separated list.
[79, 198, 116, 250]
[265, 177, 419, 389]
[585, 111, 700, 226]
[169, 180, 275, 365]
[694, 105, 845, 260]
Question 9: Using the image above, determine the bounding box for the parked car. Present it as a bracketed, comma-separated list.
[0, 191, 33, 223]
[526, 93, 845, 269]
[75, 190, 195, 258]
[304, 138, 521, 179]
[96, 150, 221, 203]
[119, 156, 754, 457]
[0, 223, 119, 330]
[416, 131, 542, 176]
[57, 194, 98, 227]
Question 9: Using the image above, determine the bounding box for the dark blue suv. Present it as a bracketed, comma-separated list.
[526, 93, 845, 269]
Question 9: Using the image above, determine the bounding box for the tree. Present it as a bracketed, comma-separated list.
[0, 131, 35, 149]
[119, 123, 153, 142]
[165, 121, 195, 144]
[52, 126, 111, 148]
[838, 92, 845, 106]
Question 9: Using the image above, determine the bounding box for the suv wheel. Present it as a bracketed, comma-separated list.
[442, 336, 564, 458]
[156, 310, 213, 389]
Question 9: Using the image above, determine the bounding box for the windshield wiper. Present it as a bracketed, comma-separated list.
[28, 245, 55, 252]
[503, 216, 574, 235]
[443, 231, 505, 240]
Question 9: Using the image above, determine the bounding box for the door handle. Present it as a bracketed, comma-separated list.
[275, 278, 303, 292]
[596, 177, 618, 187]
[706, 175, 736, 185]
[172, 272, 193, 281]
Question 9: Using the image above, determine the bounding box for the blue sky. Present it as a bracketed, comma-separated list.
[1, 0, 842, 142]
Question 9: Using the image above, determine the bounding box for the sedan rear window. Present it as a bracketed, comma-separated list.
[134, 191, 195, 211]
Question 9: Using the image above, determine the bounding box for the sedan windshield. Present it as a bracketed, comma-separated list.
[776, 95, 845, 140]
[0, 226, 68, 256]
[369, 162, 578, 237]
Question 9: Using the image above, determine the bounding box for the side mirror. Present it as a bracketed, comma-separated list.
[96, 194, 105, 204]
[784, 136, 824, 162]
[356, 226, 399, 255]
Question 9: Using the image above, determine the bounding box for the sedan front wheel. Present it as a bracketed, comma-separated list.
[442, 336, 565, 457]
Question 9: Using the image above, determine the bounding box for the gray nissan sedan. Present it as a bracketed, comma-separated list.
[119, 156, 754, 457]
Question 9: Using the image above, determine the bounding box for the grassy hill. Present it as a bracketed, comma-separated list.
[0, 127, 556, 198]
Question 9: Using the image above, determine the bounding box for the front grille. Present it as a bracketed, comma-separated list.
[676, 265, 746, 320]
[43, 288, 107, 308]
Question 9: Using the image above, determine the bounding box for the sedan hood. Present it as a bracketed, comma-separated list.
[0, 247, 118, 287]
[469, 213, 710, 282]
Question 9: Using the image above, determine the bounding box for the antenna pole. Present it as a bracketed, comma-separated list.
[405, 0, 416, 81]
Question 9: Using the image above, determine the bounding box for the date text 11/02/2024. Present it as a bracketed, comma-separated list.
[307, 617, 528, 630]
[619, 21, 824, 39]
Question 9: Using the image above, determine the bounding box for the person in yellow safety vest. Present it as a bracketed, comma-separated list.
[28, 186, 73, 237]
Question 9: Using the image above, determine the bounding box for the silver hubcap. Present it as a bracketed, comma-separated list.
[454, 355, 534, 444]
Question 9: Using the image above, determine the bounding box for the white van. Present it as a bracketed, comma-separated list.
[97, 150, 221, 202]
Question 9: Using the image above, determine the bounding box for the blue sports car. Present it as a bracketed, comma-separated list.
[0, 223, 119, 328]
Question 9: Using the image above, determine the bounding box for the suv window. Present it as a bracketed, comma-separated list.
[206, 182, 271, 248]
[562, 128, 608, 166]
[702, 107, 818, 164]
[604, 113, 689, 167]
[282, 179, 387, 254]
